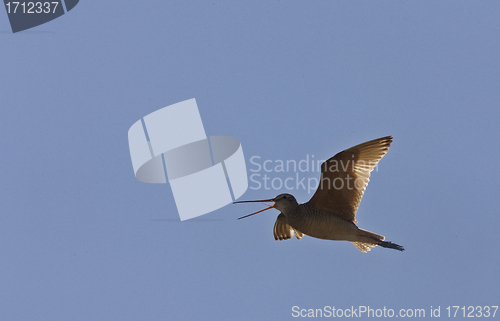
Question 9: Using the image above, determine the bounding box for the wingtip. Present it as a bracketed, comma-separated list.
[382, 135, 393, 143]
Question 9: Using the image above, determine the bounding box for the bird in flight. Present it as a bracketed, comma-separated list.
[235, 136, 404, 252]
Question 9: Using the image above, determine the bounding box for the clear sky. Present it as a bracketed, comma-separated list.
[1, 1, 499, 320]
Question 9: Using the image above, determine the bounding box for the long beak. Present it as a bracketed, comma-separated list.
[233, 198, 276, 220]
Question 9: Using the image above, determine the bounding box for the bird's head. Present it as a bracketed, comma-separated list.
[234, 193, 299, 219]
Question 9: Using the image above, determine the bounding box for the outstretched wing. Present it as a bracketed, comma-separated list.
[273, 213, 304, 240]
[307, 136, 392, 223]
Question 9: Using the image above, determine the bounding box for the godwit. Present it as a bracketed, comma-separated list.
[235, 136, 404, 252]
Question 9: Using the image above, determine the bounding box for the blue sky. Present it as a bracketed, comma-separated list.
[1, 1, 499, 320]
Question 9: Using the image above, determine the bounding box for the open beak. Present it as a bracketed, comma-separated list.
[233, 198, 276, 220]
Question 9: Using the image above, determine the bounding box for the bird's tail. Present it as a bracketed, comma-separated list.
[352, 229, 404, 252]
[377, 240, 405, 251]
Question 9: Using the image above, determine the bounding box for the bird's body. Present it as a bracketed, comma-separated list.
[297, 203, 367, 240]
[272, 197, 401, 252]
[279, 202, 357, 241]
[235, 136, 404, 252]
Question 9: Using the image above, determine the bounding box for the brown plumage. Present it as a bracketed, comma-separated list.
[235, 136, 404, 252]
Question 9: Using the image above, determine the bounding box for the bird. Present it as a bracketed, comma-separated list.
[234, 136, 404, 252]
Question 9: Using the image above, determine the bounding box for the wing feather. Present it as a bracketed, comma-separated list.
[273, 213, 304, 240]
[307, 136, 392, 222]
